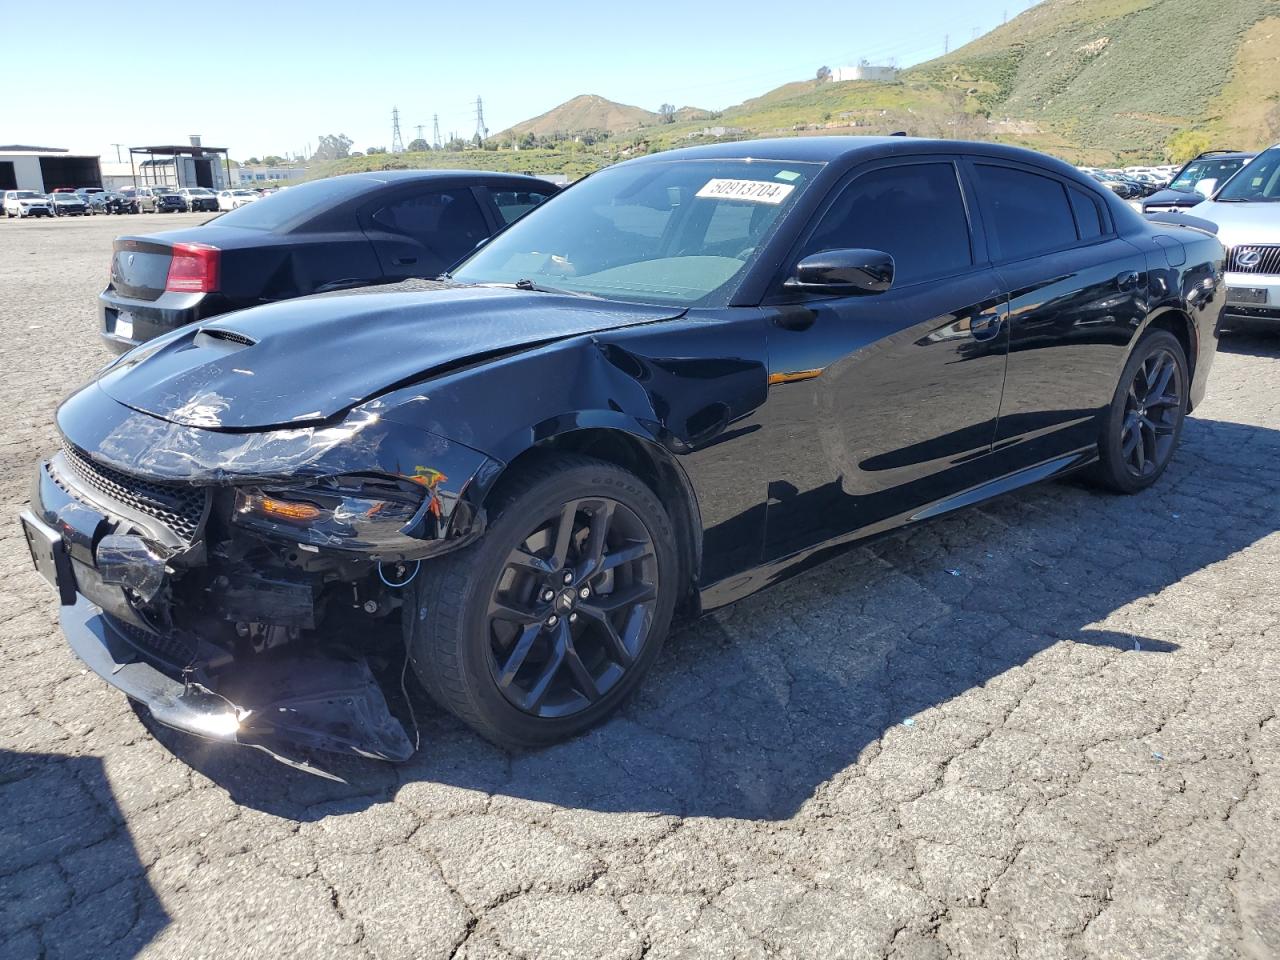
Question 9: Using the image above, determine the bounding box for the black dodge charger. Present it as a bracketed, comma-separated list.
[25, 137, 1223, 770]
[98, 170, 559, 353]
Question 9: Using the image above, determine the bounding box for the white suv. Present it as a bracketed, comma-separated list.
[1192, 144, 1280, 330]
[3, 190, 54, 218]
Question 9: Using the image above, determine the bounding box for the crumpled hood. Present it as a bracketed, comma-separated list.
[96, 286, 683, 430]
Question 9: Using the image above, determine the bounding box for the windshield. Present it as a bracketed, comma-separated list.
[187, 188, 212, 195]
[15, 191, 40, 199]
[214, 178, 368, 230]
[452, 159, 821, 307]
[1170, 157, 1246, 192]
[1215, 147, 1280, 201]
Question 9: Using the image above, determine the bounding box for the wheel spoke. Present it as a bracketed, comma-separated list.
[577, 500, 616, 579]
[490, 598, 542, 625]
[580, 581, 657, 614]
[1143, 416, 1175, 437]
[598, 539, 654, 576]
[578, 604, 635, 666]
[497, 623, 542, 689]
[1147, 357, 1175, 402]
[563, 637, 601, 701]
[508, 548, 554, 576]
[548, 501, 580, 570]
[521, 621, 568, 712]
[1133, 424, 1147, 472]
[1146, 392, 1179, 411]
[1122, 422, 1140, 462]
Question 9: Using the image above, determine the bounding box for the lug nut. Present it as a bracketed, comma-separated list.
[363, 600, 378, 614]
[579, 586, 590, 599]
[569, 613, 578, 623]
[545, 614, 559, 627]
[562, 571, 573, 585]
[542, 589, 555, 602]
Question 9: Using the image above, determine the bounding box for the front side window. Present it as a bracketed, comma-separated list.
[452, 159, 822, 307]
[371, 188, 490, 263]
[797, 162, 972, 285]
[492, 189, 553, 224]
[975, 164, 1078, 260]
[1215, 147, 1280, 202]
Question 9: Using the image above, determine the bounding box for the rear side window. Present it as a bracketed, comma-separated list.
[1069, 186, 1106, 240]
[799, 162, 973, 284]
[371, 188, 490, 263]
[975, 164, 1078, 260]
[492, 189, 553, 224]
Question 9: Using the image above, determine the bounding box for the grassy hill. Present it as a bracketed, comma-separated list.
[494, 94, 657, 140]
[311, 0, 1280, 182]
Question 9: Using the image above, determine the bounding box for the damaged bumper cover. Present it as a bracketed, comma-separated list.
[24, 391, 503, 771]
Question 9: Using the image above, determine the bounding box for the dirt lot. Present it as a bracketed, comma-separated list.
[0, 213, 1277, 960]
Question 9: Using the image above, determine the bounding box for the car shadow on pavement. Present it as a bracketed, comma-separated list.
[1217, 329, 1280, 358]
[0, 749, 167, 958]
[144, 414, 1278, 823]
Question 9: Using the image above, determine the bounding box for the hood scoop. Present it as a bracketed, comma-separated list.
[97, 286, 684, 430]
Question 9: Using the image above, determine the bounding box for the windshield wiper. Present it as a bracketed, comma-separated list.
[514, 278, 597, 298]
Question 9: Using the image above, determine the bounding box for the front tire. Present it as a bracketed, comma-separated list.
[406, 454, 679, 748]
[1091, 329, 1188, 493]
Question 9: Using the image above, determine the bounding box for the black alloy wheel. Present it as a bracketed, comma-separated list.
[1092, 329, 1188, 493]
[407, 454, 678, 748]
[486, 496, 659, 718]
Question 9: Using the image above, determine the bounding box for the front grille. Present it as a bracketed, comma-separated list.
[57, 440, 208, 543]
[104, 614, 197, 669]
[1227, 245, 1280, 276]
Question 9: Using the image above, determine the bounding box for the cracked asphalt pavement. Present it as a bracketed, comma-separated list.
[1, 214, 1277, 960]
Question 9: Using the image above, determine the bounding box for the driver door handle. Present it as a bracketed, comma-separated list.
[393, 256, 418, 266]
[970, 306, 1005, 342]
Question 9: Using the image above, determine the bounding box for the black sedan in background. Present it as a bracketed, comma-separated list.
[98, 170, 559, 352]
[30, 137, 1224, 771]
[1142, 150, 1254, 214]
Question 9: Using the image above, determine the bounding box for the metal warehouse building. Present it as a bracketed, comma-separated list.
[0, 145, 102, 192]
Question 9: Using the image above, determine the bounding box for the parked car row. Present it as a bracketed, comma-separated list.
[3, 184, 270, 220]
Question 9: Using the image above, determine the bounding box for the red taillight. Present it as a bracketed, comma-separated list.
[165, 242, 220, 293]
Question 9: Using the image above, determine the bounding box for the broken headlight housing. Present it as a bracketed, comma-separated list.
[232, 474, 440, 558]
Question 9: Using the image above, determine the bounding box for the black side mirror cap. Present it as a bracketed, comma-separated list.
[784, 248, 895, 295]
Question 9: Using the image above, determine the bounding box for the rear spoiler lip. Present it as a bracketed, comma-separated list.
[1144, 211, 1220, 236]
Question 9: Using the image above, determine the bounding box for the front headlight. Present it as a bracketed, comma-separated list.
[232, 473, 444, 558]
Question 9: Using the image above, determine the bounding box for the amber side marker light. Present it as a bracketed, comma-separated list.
[243, 494, 323, 523]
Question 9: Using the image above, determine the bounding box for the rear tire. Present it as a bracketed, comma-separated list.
[1090, 329, 1188, 494]
[406, 454, 678, 748]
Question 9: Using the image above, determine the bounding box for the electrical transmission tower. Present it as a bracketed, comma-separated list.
[432, 114, 441, 149]
[474, 96, 488, 142]
[391, 106, 405, 153]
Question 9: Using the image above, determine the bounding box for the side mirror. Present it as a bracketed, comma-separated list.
[785, 248, 894, 295]
[1193, 178, 1218, 198]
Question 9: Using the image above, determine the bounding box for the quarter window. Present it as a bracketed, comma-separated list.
[799, 162, 973, 285]
[975, 164, 1078, 260]
[1069, 186, 1106, 240]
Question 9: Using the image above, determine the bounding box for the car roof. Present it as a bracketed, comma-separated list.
[320, 169, 557, 187]
[1189, 151, 1255, 161]
[625, 135, 1089, 179]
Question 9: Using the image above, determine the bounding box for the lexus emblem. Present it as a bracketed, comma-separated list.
[1237, 250, 1262, 269]
[127, 253, 135, 267]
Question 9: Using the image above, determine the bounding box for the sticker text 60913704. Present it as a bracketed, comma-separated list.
[695, 179, 796, 205]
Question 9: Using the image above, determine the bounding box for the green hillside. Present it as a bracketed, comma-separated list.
[310, 0, 1280, 181]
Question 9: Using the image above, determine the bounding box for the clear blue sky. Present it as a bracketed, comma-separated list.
[2, 0, 1030, 160]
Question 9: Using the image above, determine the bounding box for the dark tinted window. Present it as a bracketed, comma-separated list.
[1069, 186, 1106, 240]
[214, 176, 375, 231]
[492, 189, 553, 224]
[372, 188, 490, 263]
[800, 162, 972, 284]
[976, 165, 1077, 259]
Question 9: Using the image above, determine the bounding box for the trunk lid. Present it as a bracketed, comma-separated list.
[97, 286, 684, 430]
[109, 237, 176, 301]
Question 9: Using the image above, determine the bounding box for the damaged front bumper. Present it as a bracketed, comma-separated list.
[24, 394, 502, 774]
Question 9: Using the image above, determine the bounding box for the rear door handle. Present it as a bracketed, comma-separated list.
[1116, 270, 1141, 291]
[393, 256, 418, 266]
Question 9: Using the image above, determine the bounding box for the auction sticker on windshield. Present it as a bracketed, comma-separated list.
[696, 179, 796, 204]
